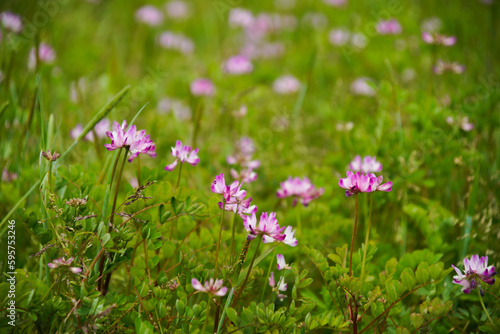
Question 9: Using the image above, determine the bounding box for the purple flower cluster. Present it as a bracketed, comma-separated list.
[211, 174, 257, 217]
[191, 278, 227, 296]
[422, 32, 456, 46]
[164, 140, 200, 171]
[227, 137, 260, 183]
[104, 120, 156, 162]
[70, 118, 110, 142]
[349, 155, 383, 174]
[339, 171, 392, 197]
[452, 255, 496, 296]
[47, 257, 82, 274]
[277, 177, 324, 207]
[269, 272, 287, 301]
[243, 212, 297, 246]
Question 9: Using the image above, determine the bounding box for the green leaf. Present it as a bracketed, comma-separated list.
[415, 262, 430, 284]
[400, 268, 416, 290]
[410, 313, 425, 329]
[226, 308, 238, 327]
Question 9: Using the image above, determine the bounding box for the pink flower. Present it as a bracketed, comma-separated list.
[104, 120, 156, 162]
[0, 12, 22, 33]
[339, 171, 392, 197]
[273, 75, 301, 94]
[323, 0, 348, 6]
[70, 124, 94, 142]
[165, 1, 190, 20]
[229, 8, 255, 28]
[277, 254, 291, 270]
[460, 117, 474, 131]
[212, 175, 257, 217]
[368, 174, 393, 192]
[47, 257, 82, 274]
[157, 31, 194, 54]
[349, 155, 383, 174]
[243, 212, 287, 243]
[328, 28, 350, 46]
[135, 5, 164, 26]
[231, 168, 257, 183]
[277, 177, 324, 207]
[28, 43, 56, 70]
[190, 78, 215, 97]
[191, 278, 228, 296]
[351, 77, 376, 96]
[282, 226, 298, 247]
[452, 255, 496, 296]
[269, 272, 287, 301]
[376, 19, 402, 35]
[2, 168, 18, 183]
[223, 55, 254, 74]
[227, 137, 260, 169]
[164, 140, 200, 171]
[433, 60, 465, 75]
[211, 173, 227, 194]
[422, 32, 456, 46]
[70, 119, 110, 142]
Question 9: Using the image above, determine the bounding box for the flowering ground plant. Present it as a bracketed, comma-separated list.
[1, 1, 500, 334]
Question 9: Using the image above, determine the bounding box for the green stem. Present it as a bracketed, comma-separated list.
[192, 101, 203, 148]
[295, 205, 302, 234]
[260, 247, 278, 303]
[214, 199, 226, 279]
[176, 162, 183, 189]
[360, 194, 373, 282]
[201, 296, 211, 334]
[235, 237, 262, 304]
[137, 155, 141, 187]
[97, 148, 123, 292]
[477, 288, 494, 324]
[349, 194, 359, 277]
[230, 206, 239, 256]
[101, 148, 128, 295]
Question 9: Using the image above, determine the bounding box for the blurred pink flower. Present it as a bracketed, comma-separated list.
[70, 124, 94, 142]
[158, 31, 194, 54]
[231, 168, 257, 183]
[328, 28, 350, 46]
[273, 75, 301, 94]
[277, 177, 324, 207]
[422, 32, 456, 46]
[349, 155, 383, 174]
[191, 278, 228, 296]
[229, 8, 254, 28]
[2, 168, 18, 183]
[223, 55, 254, 74]
[336, 121, 354, 132]
[164, 140, 199, 171]
[323, 0, 348, 6]
[227, 137, 260, 169]
[269, 272, 287, 301]
[135, 5, 164, 26]
[190, 78, 215, 96]
[421, 17, 442, 33]
[433, 60, 465, 75]
[165, 1, 190, 20]
[0, 12, 22, 33]
[28, 43, 56, 69]
[351, 77, 376, 96]
[47, 257, 82, 274]
[376, 19, 402, 35]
